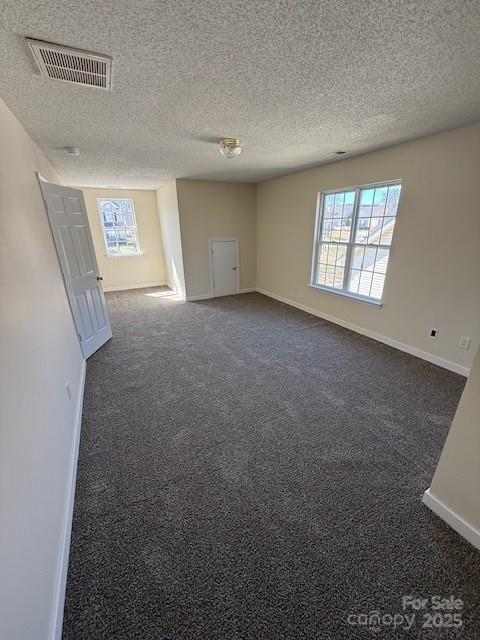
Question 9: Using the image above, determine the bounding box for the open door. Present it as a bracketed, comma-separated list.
[38, 176, 112, 358]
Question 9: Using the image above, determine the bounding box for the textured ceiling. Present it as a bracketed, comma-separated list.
[1, 0, 479, 188]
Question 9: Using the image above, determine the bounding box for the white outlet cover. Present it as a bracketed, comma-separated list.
[66, 382, 72, 399]
[459, 336, 471, 350]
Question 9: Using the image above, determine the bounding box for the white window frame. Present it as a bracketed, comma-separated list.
[309, 179, 402, 305]
[97, 198, 142, 257]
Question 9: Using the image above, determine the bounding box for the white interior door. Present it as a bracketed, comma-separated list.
[38, 176, 112, 359]
[211, 239, 239, 297]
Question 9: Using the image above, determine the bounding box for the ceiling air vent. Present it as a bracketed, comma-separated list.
[27, 38, 112, 90]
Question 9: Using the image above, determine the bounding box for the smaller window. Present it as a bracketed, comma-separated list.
[97, 199, 141, 256]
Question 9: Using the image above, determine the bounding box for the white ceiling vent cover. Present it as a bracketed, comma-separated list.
[27, 38, 112, 90]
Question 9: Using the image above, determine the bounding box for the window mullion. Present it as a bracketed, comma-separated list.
[342, 187, 360, 292]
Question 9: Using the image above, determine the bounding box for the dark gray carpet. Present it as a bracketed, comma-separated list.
[63, 289, 479, 639]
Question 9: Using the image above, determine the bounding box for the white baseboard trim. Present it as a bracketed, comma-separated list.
[186, 292, 213, 301]
[103, 281, 167, 292]
[50, 359, 87, 640]
[187, 288, 256, 302]
[255, 288, 469, 377]
[422, 488, 480, 551]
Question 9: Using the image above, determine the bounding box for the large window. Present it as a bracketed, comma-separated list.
[311, 181, 402, 302]
[98, 198, 141, 256]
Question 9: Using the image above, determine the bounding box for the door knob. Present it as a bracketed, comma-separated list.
[232, 266, 238, 270]
[97, 276, 103, 281]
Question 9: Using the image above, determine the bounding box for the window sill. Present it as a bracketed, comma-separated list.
[104, 252, 144, 258]
[308, 283, 383, 307]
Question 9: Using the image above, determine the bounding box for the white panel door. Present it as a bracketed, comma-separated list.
[38, 176, 112, 358]
[211, 239, 239, 297]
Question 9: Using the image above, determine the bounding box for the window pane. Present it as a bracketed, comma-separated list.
[333, 267, 344, 289]
[335, 244, 347, 266]
[386, 185, 401, 215]
[348, 269, 360, 294]
[332, 216, 352, 243]
[363, 246, 377, 269]
[344, 191, 355, 205]
[316, 263, 327, 286]
[319, 244, 329, 264]
[356, 217, 382, 244]
[347, 245, 390, 299]
[115, 214, 126, 228]
[380, 217, 396, 245]
[373, 187, 387, 217]
[374, 248, 390, 273]
[358, 204, 372, 218]
[102, 200, 112, 212]
[334, 192, 345, 210]
[102, 212, 114, 227]
[323, 194, 334, 217]
[316, 242, 347, 290]
[325, 265, 335, 287]
[318, 243, 347, 269]
[321, 219, 333, 242]
[327, 244, 337, 264]
[370, 273, 386, 299]
[124, 210, 134, 226]
[360, 188, 374, 206]
[351, 246, 365, 270]
[354, 217, 369, 242]
[358, 271, 373, 297]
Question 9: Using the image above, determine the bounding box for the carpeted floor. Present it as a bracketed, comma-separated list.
[62, 288, 479, 639]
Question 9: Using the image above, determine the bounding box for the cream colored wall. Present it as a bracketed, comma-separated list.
[82, 188, 167, 291]
[257, 124, 480, 372]
[0, 99, 84, 639]
[156, 181, 186, 297]
[428, 348, 480, 534]
[176, 179, 257, 298]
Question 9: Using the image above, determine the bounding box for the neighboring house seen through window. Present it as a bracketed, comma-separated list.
[98, 198, 141, 256]
[311, 182, 402, 302]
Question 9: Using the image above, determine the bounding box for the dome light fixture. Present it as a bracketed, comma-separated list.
[218, 137, 241, 159]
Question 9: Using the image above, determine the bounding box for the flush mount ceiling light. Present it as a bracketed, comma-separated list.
[64, 146, 80, 156]
[218, 137, 241, 159]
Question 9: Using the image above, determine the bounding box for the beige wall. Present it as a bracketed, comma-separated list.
[428, 348, 480, 535]
[257, 124, 480, 372]
[82, 188, 167, 291]
[156, 181, 186, 297]
[176, 179, 257, 298]
[0, 99, 84, 639]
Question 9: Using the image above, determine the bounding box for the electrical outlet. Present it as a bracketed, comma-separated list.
[66, 382, 72, 399]
[459, 336, 471, 350]
[430, 328, 439, 339]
